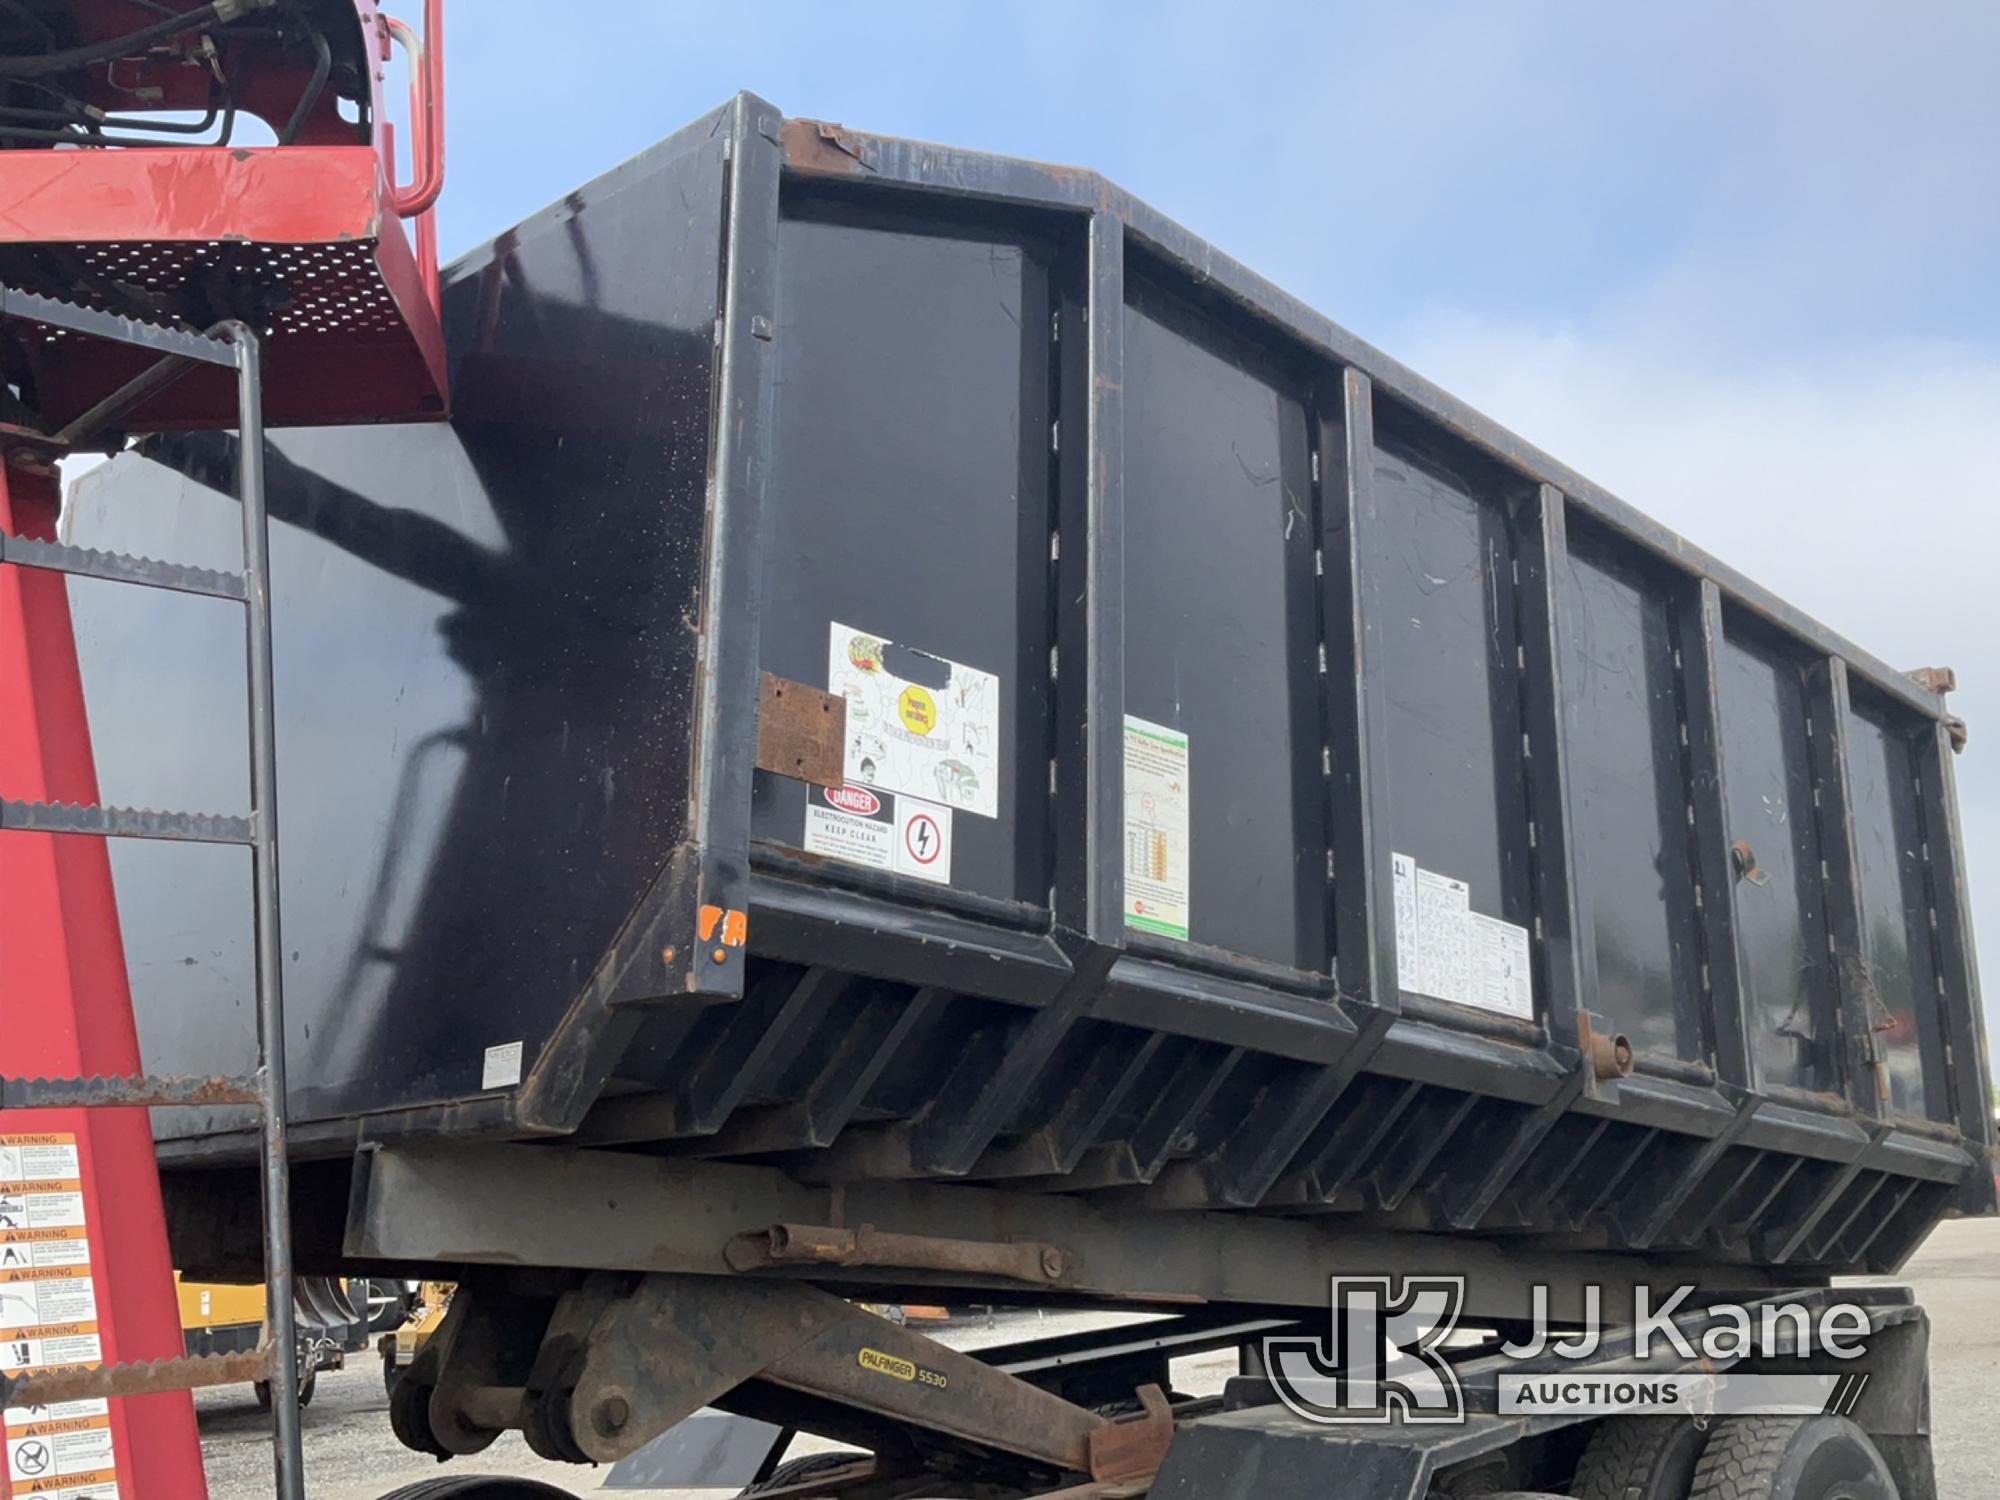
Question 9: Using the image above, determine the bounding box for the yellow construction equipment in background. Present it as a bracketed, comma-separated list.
[177, 1274, 415, 1409]
[379, 1281, 454, 1395]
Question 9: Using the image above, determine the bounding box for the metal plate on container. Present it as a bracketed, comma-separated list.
[755, 672, 846, 789]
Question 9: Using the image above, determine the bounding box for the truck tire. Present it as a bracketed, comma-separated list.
[252, 1369, 316, 1411]
[1689, 1417, 1898, 1499]
[374, 1480, 579, 1499]
[1570, 1415, 1710, 1498]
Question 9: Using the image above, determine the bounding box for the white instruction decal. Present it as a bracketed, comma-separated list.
[1123, 717, 1190, 940]
[1469, 911, 1535, 1020]
[481, 1041, 523, 1091]
[3, 1134, 121, 1499]
[803, 786, 955, 886]
[1415, 866, 1472, 1005]
[1391, 853, 1419, 987]
[829, 624, 999, 818]
[1391, 854, 1536, 1019]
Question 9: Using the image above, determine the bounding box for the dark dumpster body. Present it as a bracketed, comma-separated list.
[70, 94, 1995, 1289]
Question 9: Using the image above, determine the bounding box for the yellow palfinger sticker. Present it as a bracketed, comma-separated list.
[858, 1347, 915, 1382]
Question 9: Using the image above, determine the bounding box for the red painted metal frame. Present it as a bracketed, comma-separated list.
[0, 461, 207, 1499]
[8, 145, 449, 429]
[0, 0, 449, 430]
[0, 146, 385, 243]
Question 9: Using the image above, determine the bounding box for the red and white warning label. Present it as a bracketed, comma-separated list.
[803, 784, 954, 885]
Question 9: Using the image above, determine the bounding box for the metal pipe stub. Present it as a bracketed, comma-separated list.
[1577, 1011, 1636, 1083]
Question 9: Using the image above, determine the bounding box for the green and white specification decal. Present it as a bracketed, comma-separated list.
[1123, 716, 1190, 940]
[828, 623, 999, 819]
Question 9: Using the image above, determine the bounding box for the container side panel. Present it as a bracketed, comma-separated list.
[751, 208, 1054, 906]
[73, 133, 730, 1126]
[1120, 281, 1325, 969]
[1715, 621, 1836, 1094]
[1560, 529, 1702, 1061]
[1366, 443, 1529, 958]
[1843, 698, 1947, 1120]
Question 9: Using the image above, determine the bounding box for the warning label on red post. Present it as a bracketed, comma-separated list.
[2, 1134, 122, 1498]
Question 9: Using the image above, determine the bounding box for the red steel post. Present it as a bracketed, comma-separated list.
[0, 457, 209, 1500]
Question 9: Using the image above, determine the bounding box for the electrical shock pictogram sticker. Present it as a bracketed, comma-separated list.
[894, 798, 951, 884]
[903, 810, 941, 866]
[1, 1134, 121, 1499]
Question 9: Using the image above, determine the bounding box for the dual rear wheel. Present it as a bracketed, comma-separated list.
[1567, 1414, 1900, 1500]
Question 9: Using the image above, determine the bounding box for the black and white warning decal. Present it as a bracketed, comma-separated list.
[803, 785, 954, 885]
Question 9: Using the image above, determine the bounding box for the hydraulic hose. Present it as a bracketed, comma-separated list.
[0, 0, 276, 80]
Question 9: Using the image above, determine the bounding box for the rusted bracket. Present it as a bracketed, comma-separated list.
[1906, 665, 1967, 752]
[780, 118, 877, 176]
[1087, 1384, 1176, 1485]
[754, 671, 846, 787]
[725, 1222, 1070, 1284]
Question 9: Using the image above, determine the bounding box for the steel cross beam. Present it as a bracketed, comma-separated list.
[347, 1142, 1785, 1326]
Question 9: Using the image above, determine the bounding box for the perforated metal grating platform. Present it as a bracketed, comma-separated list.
[7, 239, 405, 341]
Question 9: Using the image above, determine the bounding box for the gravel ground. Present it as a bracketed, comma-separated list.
[200, 1217, 2000, 1498]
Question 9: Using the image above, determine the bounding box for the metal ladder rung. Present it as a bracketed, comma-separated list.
[0, 531, 246, 601]
[0, 1346, 275, 1407]
[0, 799, 253, 845]
[1, 1072, 265, 1110]
[0, 285, 238, 368]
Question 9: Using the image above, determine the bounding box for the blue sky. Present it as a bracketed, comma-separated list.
[427, 3, 1999, 1057]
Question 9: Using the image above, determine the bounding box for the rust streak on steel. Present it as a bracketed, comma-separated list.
[0, 1347, 273, 1406]
[0, 1071, 264, 1109]
[780, 118, 874, 175]
[725, 1222, 1069, 1284]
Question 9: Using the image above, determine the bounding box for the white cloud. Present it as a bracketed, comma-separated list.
[1399, 309, 2000, 1042]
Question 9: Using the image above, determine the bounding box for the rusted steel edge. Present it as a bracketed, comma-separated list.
[1, 1071, 265, 1109]
[725, 1222, 1070, 1284]
[1, 1347, 273, 1405]
[1087, 1385, 1176, 1485]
